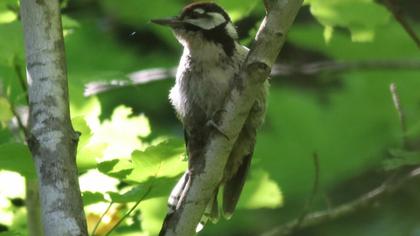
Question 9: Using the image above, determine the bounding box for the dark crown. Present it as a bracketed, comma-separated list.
[180, 2, 231, 22]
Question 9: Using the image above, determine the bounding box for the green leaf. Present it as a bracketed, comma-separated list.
[238, 169, 283, 209]
[88, 105, 151, 160]
[0, 97, 13, 123]
[0, 232, 23, 236]
[0, 124, 13, 144]
[0, 0, 18, 24]
[97, 159, 133, 180]
[73, 115, 106, 171]
[127, 137, 186, 183]
[0, 143, 35, 178]
[108, 175, 180, 203]
[82, 191, 106, 206]
[306, 0, 390, 42]
[107, 138, 186, 203]
[62, 15, 79, 37]
[62, 15, 80, 29]
[0, 21, 23, 66]
[215, 0, 259, 21]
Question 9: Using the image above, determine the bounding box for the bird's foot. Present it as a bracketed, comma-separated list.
[206, 119, 230, 140]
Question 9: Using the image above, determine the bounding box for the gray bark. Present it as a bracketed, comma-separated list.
[19, 0, 88, 235]
[160, 0, 304, 235]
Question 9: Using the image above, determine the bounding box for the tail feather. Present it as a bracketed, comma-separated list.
[162, 171, 222, 233]
[197, 188, 220, 232]
[222, 153, 253, 219]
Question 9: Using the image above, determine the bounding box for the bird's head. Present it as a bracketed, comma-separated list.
[152, 2, 238, 56]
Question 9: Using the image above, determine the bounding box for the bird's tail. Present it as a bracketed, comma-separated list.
[161, 171, 220, 234]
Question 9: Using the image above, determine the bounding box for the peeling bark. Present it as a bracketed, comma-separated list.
[20, 0, 87, 235]
[160, 0, 304, 235]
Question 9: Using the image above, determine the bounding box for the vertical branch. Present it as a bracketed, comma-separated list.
[19, 0, 87, 235]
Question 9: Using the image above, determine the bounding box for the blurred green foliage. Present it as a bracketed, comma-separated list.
[0, 0, 419, 235]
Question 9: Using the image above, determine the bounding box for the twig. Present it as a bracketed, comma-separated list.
[104, 187, 152, 236]
[83, 60, 420, 96]
[293, 153, 320, 231]
[379, 0, 420, 48]
[261, 167, 420, 236]
[91, 202, 114, 236]
[389, 83, 408, 149]
[13, 57, 29, 104]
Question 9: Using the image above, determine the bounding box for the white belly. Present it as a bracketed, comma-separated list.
[169, 44, 248, 122]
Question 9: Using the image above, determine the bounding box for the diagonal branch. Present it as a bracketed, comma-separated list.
[261, 167, 420, 236]
[379, 0, 420, 48]
[159, 0, 304, 235]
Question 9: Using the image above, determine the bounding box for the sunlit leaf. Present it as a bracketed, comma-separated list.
[0, 97, 13, 124]
[306, 0, 390, 42]
[0, 0, 18, 24]
[79, 169, 120, 194]
[127, 137, 185, 183]
[73, 116, 106, 171]
[88, 106, 151, 160]
[238, 169, 283, 209]
[214, 0, 259, 21]
[82, 191, 106, 206]
[62, 15, 79, 37]
[108, 138, 186, 203]
[97, 159, 133, 180]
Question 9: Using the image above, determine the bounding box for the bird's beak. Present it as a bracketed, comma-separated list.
[151, 17, 183, 28]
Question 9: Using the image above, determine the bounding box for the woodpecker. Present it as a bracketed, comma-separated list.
[152, 2, 268, 232]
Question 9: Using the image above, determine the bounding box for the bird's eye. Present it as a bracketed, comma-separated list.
[189, 12, 201, 19]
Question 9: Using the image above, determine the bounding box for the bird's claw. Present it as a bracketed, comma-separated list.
[207, 120, 230, 140]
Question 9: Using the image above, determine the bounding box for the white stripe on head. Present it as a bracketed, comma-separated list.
[183, 12, 227, 30]
[193, 8, 205, 14]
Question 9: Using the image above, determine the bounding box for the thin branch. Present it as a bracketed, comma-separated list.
[379, 0, 420, 48]
[261, 167, 420, 236]
[83, 60, 420, 96]
[13, 57, 29, 104]
[159, 0, 304, 235]
[104, 187, 152, 236]
[91, 202, 114, 236]
[389, 83, 408, 149]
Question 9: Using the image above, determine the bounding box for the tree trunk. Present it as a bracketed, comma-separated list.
[19, 0, 88, 235]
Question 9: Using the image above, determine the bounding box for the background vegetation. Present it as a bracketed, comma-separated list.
[0, 0, 419, 235]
